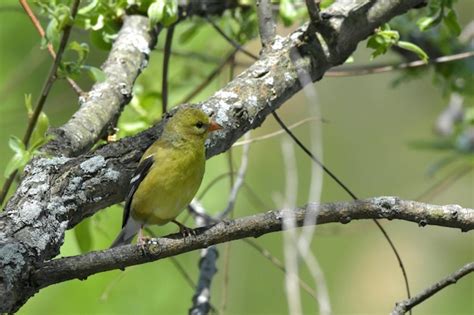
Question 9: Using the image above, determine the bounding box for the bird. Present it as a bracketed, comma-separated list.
[111, 107, 222, 247]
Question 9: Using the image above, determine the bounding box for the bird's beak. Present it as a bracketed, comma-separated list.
[208, 120, 222, 132]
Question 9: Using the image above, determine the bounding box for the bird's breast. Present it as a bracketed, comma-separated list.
[130, 148, 205, 225]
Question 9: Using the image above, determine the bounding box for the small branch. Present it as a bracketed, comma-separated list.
[179, 48, 238, 104]
[233, 116, 323, 147]
[326, 51, 474, 77]
[217, 133, 251, 219]
[32, 197, 473, 289]
[0, 0, 80, 205]
[391, 262, 474, 315]
[19, 0, 83, 95]
[256, 0, 276, 51]
[162, 25, 175, 113]
[205, 16, 259, 60]
[189, 201, 219, 315]
[305, 0, 321, 25]
[43, 16, 161, 156]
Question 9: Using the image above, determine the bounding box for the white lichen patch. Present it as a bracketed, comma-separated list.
[214, 90, 239, 100]
[271, 36, 285, 50]
[264, 76, 274, 86]
[105, 168, 120, 182]
[14, 200, 42, 225]
[80, 156, 106, 173]
[248, 95, 258, 108]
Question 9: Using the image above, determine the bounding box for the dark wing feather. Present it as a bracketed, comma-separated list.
[122, 156, 154, 228]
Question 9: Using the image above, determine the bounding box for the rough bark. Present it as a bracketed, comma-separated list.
[32, 197, 474, 290]
[0, 0, 433, 312]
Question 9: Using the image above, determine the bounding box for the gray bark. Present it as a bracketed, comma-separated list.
[0, 0, 433, 312]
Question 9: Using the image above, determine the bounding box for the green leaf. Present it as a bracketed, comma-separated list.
[30, 112, 50, 150]
[8, 136, 25, 154]
[148, 0, 165, 26]
[397, 41, 429, 62]
[4, 154, 24, 178]
[74, 218, 93, 253]
[68, 41, 90, 64]
[444, 9, 461, 36]
[417, 16, 438, 31]
[83, 65, 107, 82]
[179, 21, 202, 44]
[162, 0, 178, 26]
[280, 0, 297, 26]
[24, 94, 33, 117]
[45, 18, 60, 47]
[5, 137, 30, 177]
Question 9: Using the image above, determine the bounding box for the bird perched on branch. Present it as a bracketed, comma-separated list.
[111, 107, 222, 247]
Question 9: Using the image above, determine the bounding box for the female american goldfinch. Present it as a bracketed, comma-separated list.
[111, 107, 221, 247]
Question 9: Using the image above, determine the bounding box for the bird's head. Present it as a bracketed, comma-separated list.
[163, 107, 222, 144]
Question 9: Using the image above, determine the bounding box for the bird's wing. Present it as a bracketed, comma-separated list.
[122, 155, 154, 228]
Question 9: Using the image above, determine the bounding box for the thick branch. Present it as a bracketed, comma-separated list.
[33, 197, 473, 290]
[0, 0, 429, 312]
[43, 16, 159, 156]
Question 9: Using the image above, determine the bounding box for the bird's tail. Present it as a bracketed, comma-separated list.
[110, 218, 141, 248]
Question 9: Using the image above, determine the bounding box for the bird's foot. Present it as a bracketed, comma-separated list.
[172, 220, 195, 238]
[137, 228, 151, 249]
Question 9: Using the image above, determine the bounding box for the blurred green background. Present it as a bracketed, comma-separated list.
[1, 1, 473, 314]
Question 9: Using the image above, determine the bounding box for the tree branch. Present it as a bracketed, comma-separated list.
[391, 262, 474, 314]
[32, 197, 473, 290]
[0, 0, 430, 312]
[43, 16, 160, 156]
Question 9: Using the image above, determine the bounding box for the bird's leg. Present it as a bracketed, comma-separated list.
[137, 226, 151, 247]
[172, 219, 195, 237]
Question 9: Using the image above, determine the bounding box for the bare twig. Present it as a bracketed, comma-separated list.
[305, 0, 321, 25]
[162, 25, 175, 113]
[326, 51, 474, 77]
[280, 139, 303, 315]
[416, 164, 473, 202]
[233, 117, 323, 147]
[0, 0, 80, 205]
[392, 262, 474, 315]
[205, 16, 259, 60]
[272, 111, 412, 304]
[217, 133, 251, 219]
[243, 239, 318, 300]
[256, 0, 276, 51]
[19, 0, 83, 95]
[189, 201, 219, 315]
[179, 48, 239, 104]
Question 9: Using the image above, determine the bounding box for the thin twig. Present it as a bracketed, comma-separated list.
[326, 51, 474, 77]
[189, 201, 219, 315]
[391, 262, 474, 315]
[272, 111, 412, 305]
[179, 48, 239, 104]
[416, 164, 473, 202]
[233, 117, 323, 147]
[280, 138, 303, 315]
[0, 0, 81, 206]
[205, 16, 259, 60]
[217, 132, 251, 219]
[19, 0, 83, 95]
[162, 25, 175, 113]
[170, 257, 197, 289]
[256, 0, 276, 50]
[304, 0, 321, 25]
[243, 239, 319, 300]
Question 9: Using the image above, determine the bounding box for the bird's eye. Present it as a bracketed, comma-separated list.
[195, 121, 204, 128]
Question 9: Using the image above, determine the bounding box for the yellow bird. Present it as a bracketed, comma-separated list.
[111, 107, 221, 247]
